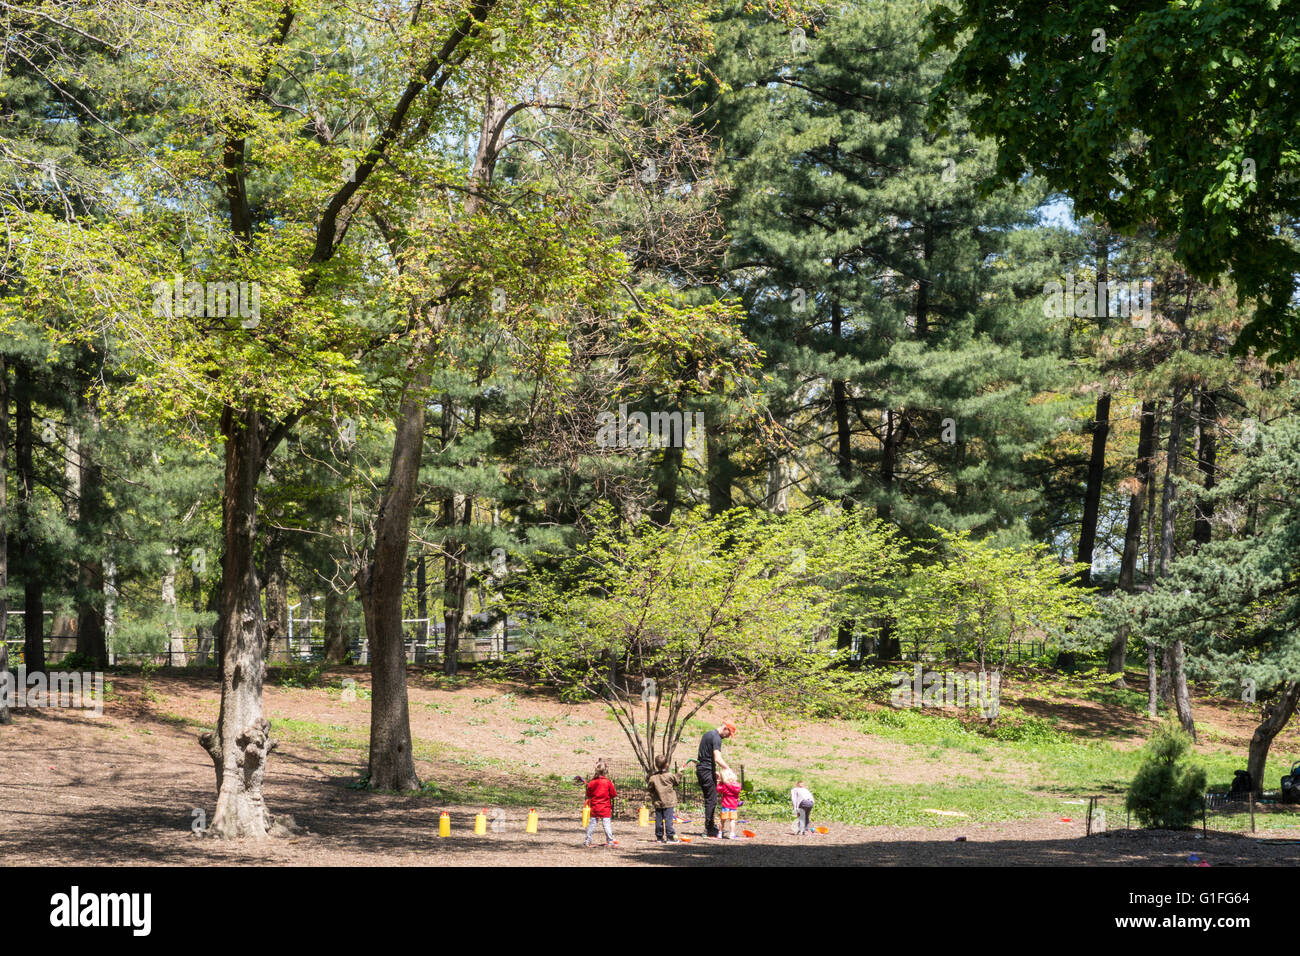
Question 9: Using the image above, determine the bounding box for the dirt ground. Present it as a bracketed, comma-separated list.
[2, 670, 1298, 867]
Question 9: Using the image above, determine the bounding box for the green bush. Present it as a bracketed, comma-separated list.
[1125, 722, 1207, 829]
[53, 652, 102, 672]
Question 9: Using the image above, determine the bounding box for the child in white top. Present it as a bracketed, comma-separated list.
[791, 781, 815, 835]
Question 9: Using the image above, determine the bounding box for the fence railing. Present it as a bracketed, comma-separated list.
[4, 624, 525, 668]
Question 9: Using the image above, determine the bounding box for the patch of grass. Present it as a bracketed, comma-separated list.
[418, 777, 552, 807]
[276, 718, 367, 752]
[737, 780, 1070, 828]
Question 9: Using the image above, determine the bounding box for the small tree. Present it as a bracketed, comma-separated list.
[1126, 722, 1208, 830]
[897, 528, 1093, 675]
[515, 504, 906, 774]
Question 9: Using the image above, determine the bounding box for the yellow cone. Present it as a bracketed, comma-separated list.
[582, 805, 591, 827]
[438, 812, 450, 837]
[639, 805, 650, 827]
[474, 809, 487, 835]
[526, 808, 538, 834]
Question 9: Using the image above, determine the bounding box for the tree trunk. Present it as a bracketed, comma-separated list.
[650, 443, 683, 526]
[1192, 389, 1217, 551]
[262, 536, 289, 663]
[198, 406, 278, 839]
[1158, 385, 1195, 740]
[16, 363, 44, 674]
[1247, 681, 1300, 795]
[1076, 393, 1111, 586]
[877, 409, 899, 522]
[1109, 400, 1157, 679]
[0, 354, 9, 724]
[194, 578, 217, 668]
[442, 495, 471, 677]
[1146, 643, 1158, 718]
[764, 453, 789, 516]
[359, 373, 427, 791]
[163, 555, 188, 667]
[323, 585, 350, 664]
[75, 406, 106, 668]
[706, 411, 734, 515]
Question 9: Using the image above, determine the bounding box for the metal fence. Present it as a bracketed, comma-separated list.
[4, 621, 525, 668]
[1084, 790, 1300, 836]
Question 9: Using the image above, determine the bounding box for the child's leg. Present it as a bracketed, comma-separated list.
[601, 817, 614, 843]
[666, 808, 677, 840]
[586, 816, 600, 843]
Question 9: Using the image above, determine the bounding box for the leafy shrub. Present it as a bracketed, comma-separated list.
[54, 652, 102, 672]
[1126, 722, 1207, 829]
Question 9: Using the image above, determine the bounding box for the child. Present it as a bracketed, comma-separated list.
[717, 768, 742, 839]
[647, 755, 680, 843]
[791, 780, 814, 835]
[584, 759, 618, 847]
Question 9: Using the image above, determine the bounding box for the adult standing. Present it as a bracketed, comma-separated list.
[696, 721, 735, 838]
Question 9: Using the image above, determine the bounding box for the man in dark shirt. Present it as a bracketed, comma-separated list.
[696, 722, 735, 838]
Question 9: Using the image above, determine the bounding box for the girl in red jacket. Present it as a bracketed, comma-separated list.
[584, 759, 618, 847]
[717, 769, 742, 839]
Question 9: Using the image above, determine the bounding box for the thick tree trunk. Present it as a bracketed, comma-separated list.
[1109, 401, 1157, 679]
[323, 585, 350, 664]
[0, 354, 9, 724]
[16, 364, 43, 674]
[199, 406, 278, 839]
[1158, 385, 1196, 740]
[1247, 682, 1300, 794]
[360, 373, 427, 791]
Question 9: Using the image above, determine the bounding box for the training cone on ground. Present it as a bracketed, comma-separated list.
[438, 812, 450, 837]
[639, 805, 649, 827]
[474, 809, 487, 836]
[526, 808, 538, 834]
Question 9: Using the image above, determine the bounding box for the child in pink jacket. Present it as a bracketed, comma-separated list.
[717, 769, 742, 839]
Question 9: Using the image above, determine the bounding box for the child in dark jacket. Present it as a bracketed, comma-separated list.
[584, 759, 618, 847]
[646, 755, 680, 843]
